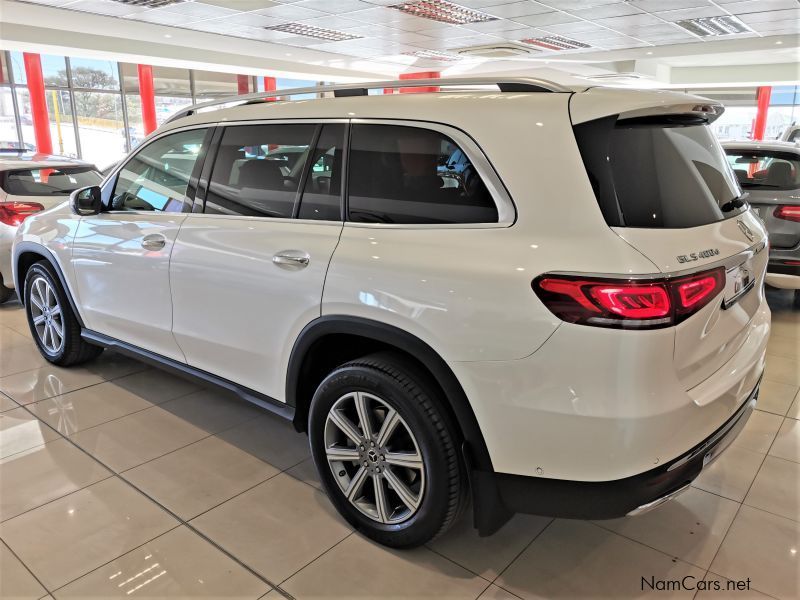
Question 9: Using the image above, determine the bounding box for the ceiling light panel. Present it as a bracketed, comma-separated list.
[263, 22, 363, 41]
[111, 0, 189, 7]
[520, 35, 591, 50]
[674, 15, 752, 36]
[402, 49, 461, 61]
[389, 1, 498, 25]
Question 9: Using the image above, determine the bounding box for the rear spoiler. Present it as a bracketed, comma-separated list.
[617, 102, 725, 124]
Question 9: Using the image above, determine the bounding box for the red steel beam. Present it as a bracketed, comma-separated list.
[752, 86, 772, 141]
[264, 76, 277, 101]
[399, 71, 440, 94]
[137, 64, 158, 135]
[23, 53, 53, 154]
[237, 74, 250, 95]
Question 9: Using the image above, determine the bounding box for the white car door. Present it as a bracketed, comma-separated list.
[71, 127, 211, 361]
[170, 122, 345, 400]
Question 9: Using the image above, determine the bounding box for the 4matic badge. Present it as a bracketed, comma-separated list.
[677, 248, 720, 264]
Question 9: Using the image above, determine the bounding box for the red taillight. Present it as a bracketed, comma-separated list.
[0, 201, 45, 226]
[774, 205, 800, 222]
[533, 267, 725, 329]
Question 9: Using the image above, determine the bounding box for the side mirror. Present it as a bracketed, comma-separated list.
[70, 186, 102, 216]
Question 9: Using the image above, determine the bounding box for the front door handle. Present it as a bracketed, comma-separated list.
[141, 233, 166, 251]
[273, 250, 310, 270]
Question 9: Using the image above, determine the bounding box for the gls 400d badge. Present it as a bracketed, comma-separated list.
[677, 248, 720, 263]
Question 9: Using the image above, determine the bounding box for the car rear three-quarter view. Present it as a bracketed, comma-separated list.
[11, 80, 770, 549]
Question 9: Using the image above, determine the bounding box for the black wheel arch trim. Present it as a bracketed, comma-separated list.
[286, 315, 495, 475]
[13, 242, 86, 328]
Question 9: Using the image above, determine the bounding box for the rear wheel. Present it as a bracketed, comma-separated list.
[24, 261, 103, 366]
[309, 352, 464, 548]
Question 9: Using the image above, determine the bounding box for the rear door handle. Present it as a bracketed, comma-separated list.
[273, 250, 310, 270]
[141, 233, 167, 251]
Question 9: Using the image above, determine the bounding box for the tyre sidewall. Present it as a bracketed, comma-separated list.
[24, 263, 71, 362]
[309, 363, 459, 548]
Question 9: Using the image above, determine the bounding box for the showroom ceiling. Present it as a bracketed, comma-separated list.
[15, 0, 800, 69]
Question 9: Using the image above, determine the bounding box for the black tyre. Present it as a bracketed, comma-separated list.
[309, 352, 464, 548]
[24, 261, 103, 366]
[794, 289, 800, 310]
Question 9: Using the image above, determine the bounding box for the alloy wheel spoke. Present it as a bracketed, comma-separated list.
[373, 475, 390, 523]
[51, 319, 63, 340]
[384, 451, 423, 471]
[326, 446, 361, 463]
[345, 466, 369, 501]
[354, 392, 373, 440]
[50, 305, 62, 317]
[376, 409, 400, 447]
[329, 409, 364, 446]
[30, 293, 44, 311]
[33, 314, 46, 326]
[382, 466, 420, 511]
[42, 324, 51, 349]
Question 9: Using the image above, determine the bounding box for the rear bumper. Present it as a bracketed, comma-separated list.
[471, 379, 759, 533]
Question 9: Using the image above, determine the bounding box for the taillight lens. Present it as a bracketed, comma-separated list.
[774, 205, 800, 222]
[0, 201, 45, 226]
[533, 267, 725, 329]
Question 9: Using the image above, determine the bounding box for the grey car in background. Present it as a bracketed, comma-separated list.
[723, 140, 800, 306]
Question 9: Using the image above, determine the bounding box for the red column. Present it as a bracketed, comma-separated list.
[264, 76, 277, 102]
[23, 53, 52, 154]
[237, 74, 250, 95]
[399, 71, 440, 94]
[137, 64, 157, 135]
[752, 86, 772, 141]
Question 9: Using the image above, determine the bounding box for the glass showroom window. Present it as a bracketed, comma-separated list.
[15, 87, 79, 158]
[74, 91, 126, 169]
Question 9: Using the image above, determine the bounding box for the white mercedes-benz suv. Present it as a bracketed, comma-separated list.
[13, 78, 770, 548]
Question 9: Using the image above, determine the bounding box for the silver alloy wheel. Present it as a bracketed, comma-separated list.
[29, 276, 65, 355]
[324, 391, 425, 524]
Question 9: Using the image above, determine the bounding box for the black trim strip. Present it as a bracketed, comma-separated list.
[81, 330, 295, 421]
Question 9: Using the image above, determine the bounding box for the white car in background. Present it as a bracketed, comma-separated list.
[12, 79, 770, 548]
[0, 152, 102, 303]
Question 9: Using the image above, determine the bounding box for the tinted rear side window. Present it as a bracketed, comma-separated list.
[574, 116, 746, 228]
[724, 149, 800, 191]
[297, 124, 345, 221]
[347, 124, 497, 224]
[205, 124, 315, 217]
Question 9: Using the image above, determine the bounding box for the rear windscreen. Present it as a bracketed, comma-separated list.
[574, 116, 746, 228]
[724, 149, 800, 191]
[2, 167, 102, 196]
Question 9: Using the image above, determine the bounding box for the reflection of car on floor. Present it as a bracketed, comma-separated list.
[0, 152, 102, 303]
[12, 78, 770, 549]
[723, 141, 800, 306]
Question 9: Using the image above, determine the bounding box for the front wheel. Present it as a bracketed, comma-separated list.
[24, 261, 103, 366]
[309, 352, 465, 548]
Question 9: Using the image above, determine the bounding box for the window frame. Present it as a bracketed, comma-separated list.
[102, 123, 213, 214]
[345, 119, 514, 229]
[170, 117, 515, 228]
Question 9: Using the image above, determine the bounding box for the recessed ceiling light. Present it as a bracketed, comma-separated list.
[646, 51, 653, 55]
[390, 0, 497, 25]
[675, 15, 752, 37]
[401, 49, 461, 62]
[776, 40, 783, 45]
[111, 0, 188, 7]
[164, 34, 172, 38]
[263, 22, 363, 41]
[520, 36, 591, 51]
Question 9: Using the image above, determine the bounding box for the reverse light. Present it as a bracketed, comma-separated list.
[0, 201, 45, 227]
[533, 267, 725, 329]
[774, 205, 800, 223]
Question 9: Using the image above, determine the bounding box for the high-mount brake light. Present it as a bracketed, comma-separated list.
[533, 267, 726, 329]
[0, 201, 45, 227]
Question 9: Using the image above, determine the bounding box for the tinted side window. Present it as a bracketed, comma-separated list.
[205, 124, 315, 217]
[298, 124, 345, 221]
[112, 128, 207, 212]
[348, 124, 498, 224]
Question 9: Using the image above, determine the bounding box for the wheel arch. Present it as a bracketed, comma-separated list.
[286, 315, 494, 472]
[13, 242, 85, 328]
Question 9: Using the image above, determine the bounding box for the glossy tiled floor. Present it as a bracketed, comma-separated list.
[0, 290, 798, 600]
